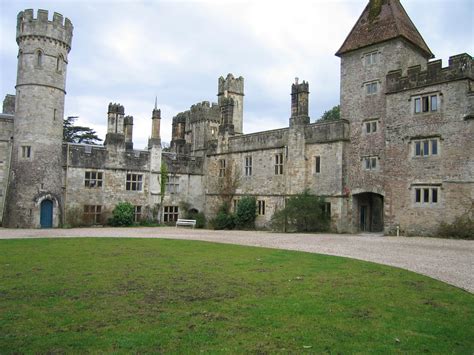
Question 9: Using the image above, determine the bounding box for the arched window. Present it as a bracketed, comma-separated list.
[56, 55, 63, 73]
[36, 50, 43, 68]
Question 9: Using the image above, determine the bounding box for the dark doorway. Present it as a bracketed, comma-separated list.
[360, 205, 368, 231]
[40, 200, 53, 228]
[353, 193, 384, 232]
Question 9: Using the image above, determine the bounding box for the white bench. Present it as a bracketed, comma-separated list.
[176, 219, 196, 228]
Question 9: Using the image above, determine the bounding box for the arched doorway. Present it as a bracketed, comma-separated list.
[40, 199, 53, 228]
[353, 192, 384, 232]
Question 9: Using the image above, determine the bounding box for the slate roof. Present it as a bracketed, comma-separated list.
[336, 0, 434, 58]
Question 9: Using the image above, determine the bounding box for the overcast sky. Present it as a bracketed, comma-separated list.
[1, 0, 473, 149]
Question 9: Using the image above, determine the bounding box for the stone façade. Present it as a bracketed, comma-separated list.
[1, 0, 472, 235]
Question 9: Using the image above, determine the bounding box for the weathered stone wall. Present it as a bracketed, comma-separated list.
[384, 78, 473, 235]
[0, 115, 14, 224]
[205, 120, 348, 229]
[64, 144, 152, 225]
[340, 39, 429, 233]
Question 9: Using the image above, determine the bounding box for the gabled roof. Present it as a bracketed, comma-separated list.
[336, 0, 434, 58]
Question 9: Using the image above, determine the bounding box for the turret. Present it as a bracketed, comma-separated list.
[217, 74, 244, 135]
[290, 78, 310, 127]
[4, 9, 73, 228]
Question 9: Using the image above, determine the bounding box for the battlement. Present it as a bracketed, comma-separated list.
[124, 115, 133, 125]
[17, 9, 73, 50]
[291, 78, 309, 94]
[108, 103, 125, 114]
[218, 73, 244, 96]
[152, 108, 161, 119]
[387, 53, 473, 93]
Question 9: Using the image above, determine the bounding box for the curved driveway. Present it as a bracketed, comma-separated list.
[0, 227, 472, 293]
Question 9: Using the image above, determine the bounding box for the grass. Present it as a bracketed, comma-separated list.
[0, 238, 473, 353]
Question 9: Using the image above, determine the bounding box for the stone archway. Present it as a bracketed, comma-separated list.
[352, 192, 384, 232]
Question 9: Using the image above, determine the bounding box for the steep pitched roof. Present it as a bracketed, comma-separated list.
[336, 0, 433, 58]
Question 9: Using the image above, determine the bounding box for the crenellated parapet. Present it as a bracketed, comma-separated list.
[108, 102, 125, 114]
[218, 73, 244, 96]
[387, 53, 473, 93]
[189, 101, 220, 123]
[17, 9, 73, 51]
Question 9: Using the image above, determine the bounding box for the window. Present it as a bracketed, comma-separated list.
[126, 173, 143, 191]
[233, 198, 240, 212]
[83, 205, 102, 224]
[365, 51, 378, 66]
[413, 139, 439, 157]
[134, 206, 142, 222]
[414, 187, 439, 205]
[36, 50, 43, 68]
[365, 120, 378, 134]
[166, 175, 179, 194]
[315, 156, 321, 174]
[85, 171, 103, 188]
[164, 206, 179, 222]
[275, 153, 283, 175]
[414, 94, 438, 113]
[0, 188, 3, 197]
[219, 159, 226, 177]
[56, 55, 63, 73]
[365, 82, 378, 95]
[21, 145, 31, 158]
[257, 200, 266, 216]
[363, 156, 377, 170]
[322, 202, 331, 218]
[244, 156, 252, 176]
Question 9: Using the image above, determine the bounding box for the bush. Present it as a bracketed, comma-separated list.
[235, 196, 257, 230]
[271, 190, 330, 232]
[210, 202, 235, 230]
[186, 210, 206, 229]
[109, 202, 135, 227]
[437, 214, 474, 240]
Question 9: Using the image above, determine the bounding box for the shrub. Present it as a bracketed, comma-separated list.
[109, 202, 135, 227]
[271, 190, 330, 232]
[210, 202, 234, 230]
[186, 210, 206, 229]
[437, 214, 474, 240]
[235, 196, 257, 230]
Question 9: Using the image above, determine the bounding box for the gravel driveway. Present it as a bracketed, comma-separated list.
[1, 227, 472, 293]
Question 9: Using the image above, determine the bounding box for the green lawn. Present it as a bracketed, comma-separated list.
[0, 238, 472, 353]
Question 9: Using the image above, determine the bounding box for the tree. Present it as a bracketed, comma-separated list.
[319, 105, 340, 122]
[271, 190, 330, 232]
[234, 196, 257, 230]
[63, 116, 102, 144]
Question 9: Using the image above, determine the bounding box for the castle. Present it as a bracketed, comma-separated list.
[0, 0, 472, 235]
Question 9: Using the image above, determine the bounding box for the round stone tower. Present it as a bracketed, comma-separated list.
[4, 9, 73, 228]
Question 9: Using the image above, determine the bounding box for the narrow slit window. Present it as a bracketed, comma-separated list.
[315, 156, 321, 174]
[36, 51, 42, 67]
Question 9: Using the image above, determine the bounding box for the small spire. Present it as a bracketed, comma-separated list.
[154, 96, 157, 110]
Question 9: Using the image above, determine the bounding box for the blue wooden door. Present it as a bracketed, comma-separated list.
[40, 200, 53, 228]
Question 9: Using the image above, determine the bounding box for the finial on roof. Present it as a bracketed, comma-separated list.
[295, 77, 299, 85]
[154, 96, 157, 110]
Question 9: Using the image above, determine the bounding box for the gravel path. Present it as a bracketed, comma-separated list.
[1, 227, 472, 293]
